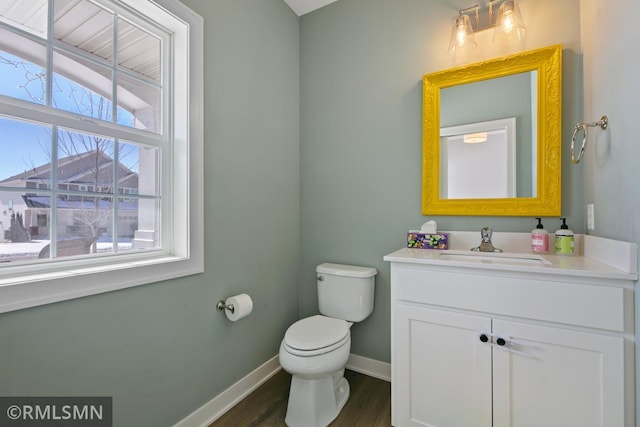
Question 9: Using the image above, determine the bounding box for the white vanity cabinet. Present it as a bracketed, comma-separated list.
[386, 246, 636, 427]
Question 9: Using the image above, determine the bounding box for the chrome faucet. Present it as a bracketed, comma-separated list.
[471, 227, 503, 253]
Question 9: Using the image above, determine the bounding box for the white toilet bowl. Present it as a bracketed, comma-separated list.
[279, 315, 352, 427]
[279, 263, 376, 427]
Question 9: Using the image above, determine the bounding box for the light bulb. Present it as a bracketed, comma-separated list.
[493, 0, 526, 43]
[448, 14, 476, 55]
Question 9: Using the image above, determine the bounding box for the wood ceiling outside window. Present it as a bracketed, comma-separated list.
[0, 0, 160, 82]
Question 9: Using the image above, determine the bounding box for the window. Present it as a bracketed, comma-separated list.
[0, 0, 204, 313]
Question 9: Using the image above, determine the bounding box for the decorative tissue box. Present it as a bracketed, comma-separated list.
[407, 232, 449, 249]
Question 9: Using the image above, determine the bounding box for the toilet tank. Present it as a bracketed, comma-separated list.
[316, 263, 377, 322]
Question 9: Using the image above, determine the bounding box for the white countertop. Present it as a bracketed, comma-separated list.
[384, 232, 638, 281]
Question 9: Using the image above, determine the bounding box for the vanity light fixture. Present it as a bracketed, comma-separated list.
[463, 132, 488, 143]
[447, 0, 526, 55]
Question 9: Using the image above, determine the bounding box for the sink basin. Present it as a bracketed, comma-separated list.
[436, 251, 551, 266]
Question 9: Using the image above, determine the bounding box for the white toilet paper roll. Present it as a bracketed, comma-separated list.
[225, 293, 253, 322]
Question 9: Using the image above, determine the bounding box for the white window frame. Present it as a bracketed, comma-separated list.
[0, 0, 204, 313]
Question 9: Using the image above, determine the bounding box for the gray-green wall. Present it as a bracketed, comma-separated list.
[299, 0, 582, 362]
[0, 0, 300, 425]
[579, 1, 640, 423]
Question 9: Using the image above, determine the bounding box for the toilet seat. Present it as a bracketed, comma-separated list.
[283, 315, 350, 356]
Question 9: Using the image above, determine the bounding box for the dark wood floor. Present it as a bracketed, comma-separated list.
[210, 369, 391, 427]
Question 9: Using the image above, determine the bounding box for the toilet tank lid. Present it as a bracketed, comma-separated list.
[316, 263, 377, 278]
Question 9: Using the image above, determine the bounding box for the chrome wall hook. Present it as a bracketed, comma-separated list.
[571, 115, 608, 164]
[216, 300, 235, 313]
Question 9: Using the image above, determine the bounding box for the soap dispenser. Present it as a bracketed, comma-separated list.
[531, 218, 549, 253]
[555, 218, 575, 256]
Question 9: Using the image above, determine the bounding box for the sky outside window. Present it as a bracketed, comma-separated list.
[0, 51, 137, 179]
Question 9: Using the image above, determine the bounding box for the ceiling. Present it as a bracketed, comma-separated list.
[283, 0, 339, 16]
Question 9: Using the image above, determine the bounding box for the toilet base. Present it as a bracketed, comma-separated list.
[284, 372, 350, 427]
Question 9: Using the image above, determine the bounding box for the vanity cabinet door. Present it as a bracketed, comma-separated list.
[393, 304, 492, 427]
[492, 320, 626, 427]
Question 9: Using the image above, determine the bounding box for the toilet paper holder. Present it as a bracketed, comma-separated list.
[217, 293, 253, 321]
[216, 300, 235, 314]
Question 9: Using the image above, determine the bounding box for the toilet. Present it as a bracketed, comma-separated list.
[279, 263, 377, 427]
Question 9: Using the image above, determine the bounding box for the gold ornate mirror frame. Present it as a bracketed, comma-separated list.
[422, 44, 562, 216]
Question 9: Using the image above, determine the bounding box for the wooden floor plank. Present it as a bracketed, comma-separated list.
[210, 369, 390, 427]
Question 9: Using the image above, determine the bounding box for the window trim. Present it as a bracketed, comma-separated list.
[0, 0, 204, 313]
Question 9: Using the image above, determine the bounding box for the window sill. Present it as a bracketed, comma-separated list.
[0, 252, 203, 313]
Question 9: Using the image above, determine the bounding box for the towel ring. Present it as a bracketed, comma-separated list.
[571, 115, 608, 164]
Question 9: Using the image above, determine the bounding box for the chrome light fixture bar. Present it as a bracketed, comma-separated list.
[448, 0, 526, 55]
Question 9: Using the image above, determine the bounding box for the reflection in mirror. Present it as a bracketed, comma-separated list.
[440, 71, 537, 199]
[440, 118, 518, 199]
[422, 44, 562, 216]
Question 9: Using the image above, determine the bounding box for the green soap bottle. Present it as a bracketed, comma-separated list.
[555, 218, 574, 255]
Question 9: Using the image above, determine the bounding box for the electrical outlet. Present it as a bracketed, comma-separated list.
[587, 204, 595, 230]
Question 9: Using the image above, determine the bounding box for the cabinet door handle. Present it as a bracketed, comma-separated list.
[478, 331, 501, 343]
[478, 332, 535, 359]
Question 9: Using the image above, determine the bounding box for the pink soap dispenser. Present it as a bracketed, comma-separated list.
[531, 218, 549, 253]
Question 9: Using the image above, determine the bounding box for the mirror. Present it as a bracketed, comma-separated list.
[422, 44, 562, 216]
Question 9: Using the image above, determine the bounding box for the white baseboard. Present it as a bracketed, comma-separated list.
[173, 353, 391, 427]
[173, 355, 281, 427]
[346, 353, 391, 382]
